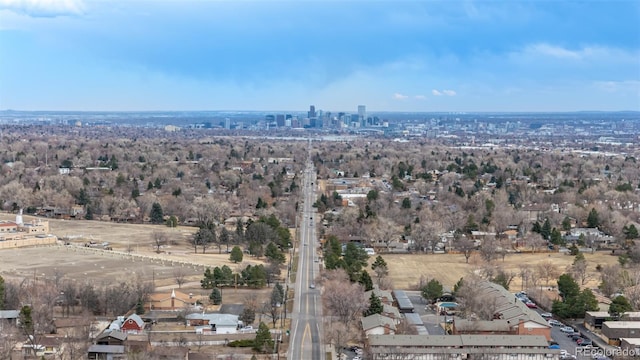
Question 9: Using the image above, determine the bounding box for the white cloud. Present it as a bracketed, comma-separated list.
[525, 43, 582, 59]
[433, 89, 456, 96]
[0, 0, 85, 17]
[414, 95, 426, 100]
[393, 93, 409, 100]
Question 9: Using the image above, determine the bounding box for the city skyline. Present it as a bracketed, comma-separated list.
[0, 0, 639, 112]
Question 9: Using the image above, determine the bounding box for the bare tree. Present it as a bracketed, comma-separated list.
[173, 268, 187, 289]
[321, 269, 367, 327]
[535, 260, 559, 290]
[151, 231, 168, 253]
[454, 236, 476, 263]
[324, 320, 356, 359]
[518, 264, 533, 291]
[569, 255, 591, 285]
[479, 236, 498, 263]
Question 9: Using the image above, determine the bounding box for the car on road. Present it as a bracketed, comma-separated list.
[540, 312, 553, 318]
[548, 319, 562, 326]
[309, 283, 315, 289]
[560, 326, 575, 333]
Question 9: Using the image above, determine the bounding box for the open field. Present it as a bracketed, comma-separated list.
[0, 213, 276, 302]
[378, 251, 620, 290]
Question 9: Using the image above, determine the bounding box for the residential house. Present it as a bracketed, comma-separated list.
[120, 314, 145, 334]
[365, 286, 393, 305]
[22, 336, 61, 358]
[564, 227, 615, 248]
[361, 314, 396, 337]
[95, 330, 127, 346]
[0, 310, 19, 331]
[87, 345, 126, 360]
[367, 334, 558, 359]
[185, 313, 240, 334]
[381, 304, 402, 324]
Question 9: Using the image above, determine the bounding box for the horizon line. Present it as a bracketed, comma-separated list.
[2, 109, 639, 114]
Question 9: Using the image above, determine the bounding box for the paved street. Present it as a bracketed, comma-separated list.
[288, 149, 324, 360]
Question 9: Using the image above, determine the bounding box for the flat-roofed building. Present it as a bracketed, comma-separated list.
[602, 321, 640, 346]
[368, 334, 559, 359]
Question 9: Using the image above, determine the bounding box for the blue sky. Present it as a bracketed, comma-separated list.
[0, 0, 639, 112]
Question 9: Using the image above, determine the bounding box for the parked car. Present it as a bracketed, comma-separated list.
[578, 338, 592, 346]
[560, 326, 575, 333]
[525, 302, 537, 309]
[540, 312, 553, 318]
[548, 319, 562, 326]
[309, 283, 315, 289]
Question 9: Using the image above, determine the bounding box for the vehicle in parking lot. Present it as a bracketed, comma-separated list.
[570, 334, 582, 341]
[560, 326, 575, 333]
[540, 312, 552, 318]
[548, 319, 562, 326]
[525, 302, 537, 309]
[578, 338, 592, 346]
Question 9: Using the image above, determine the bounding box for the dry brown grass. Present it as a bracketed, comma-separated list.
[0, 213, 274, 297]
[376, 251, 619, 290]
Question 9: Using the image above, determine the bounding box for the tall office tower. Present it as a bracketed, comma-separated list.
[276, 114, 285, 127]
[224, 118, 231, 129]
[358, 105, 366, 121]
[308, 105, 316, 118]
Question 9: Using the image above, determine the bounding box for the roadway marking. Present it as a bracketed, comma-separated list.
[301, 323, 311, 355]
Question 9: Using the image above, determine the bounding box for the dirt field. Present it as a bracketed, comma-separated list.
[0, 213, 274, 298]
[378, 251, 620, 290]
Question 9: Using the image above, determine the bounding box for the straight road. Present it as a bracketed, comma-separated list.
[289, 149, 324, 360]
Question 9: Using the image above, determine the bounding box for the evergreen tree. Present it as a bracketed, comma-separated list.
[557, 273, 580, 301]
[550, 228, 563, 245]
[364, 293, 383, 316]
[562, 216, 572, 231]
[19, 305, 33, 335]
[136, 301, 145, 315]
[358, 270, 374, 291]
[541, 218, 552, 240]
[623, 224, 639, 239]
[587, 208, 600, 228]
[201, 268, 216, 289]
[235, 218, 245, 241]
[270, 285, 284, 307]
[609, 295, 633, 318]
[421, 279, 444, 303]
[210, 288, 222, 305]
[265, 242, 285, 265]
[150, 202, 164, 224]
[253, 322, 274, 353]
[84, 205, 94, 220]
[230, 246, 244, 263]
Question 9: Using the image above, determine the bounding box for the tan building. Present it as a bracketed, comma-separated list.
[368, 334, 558, 359]
[147, 289, 194, 311]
